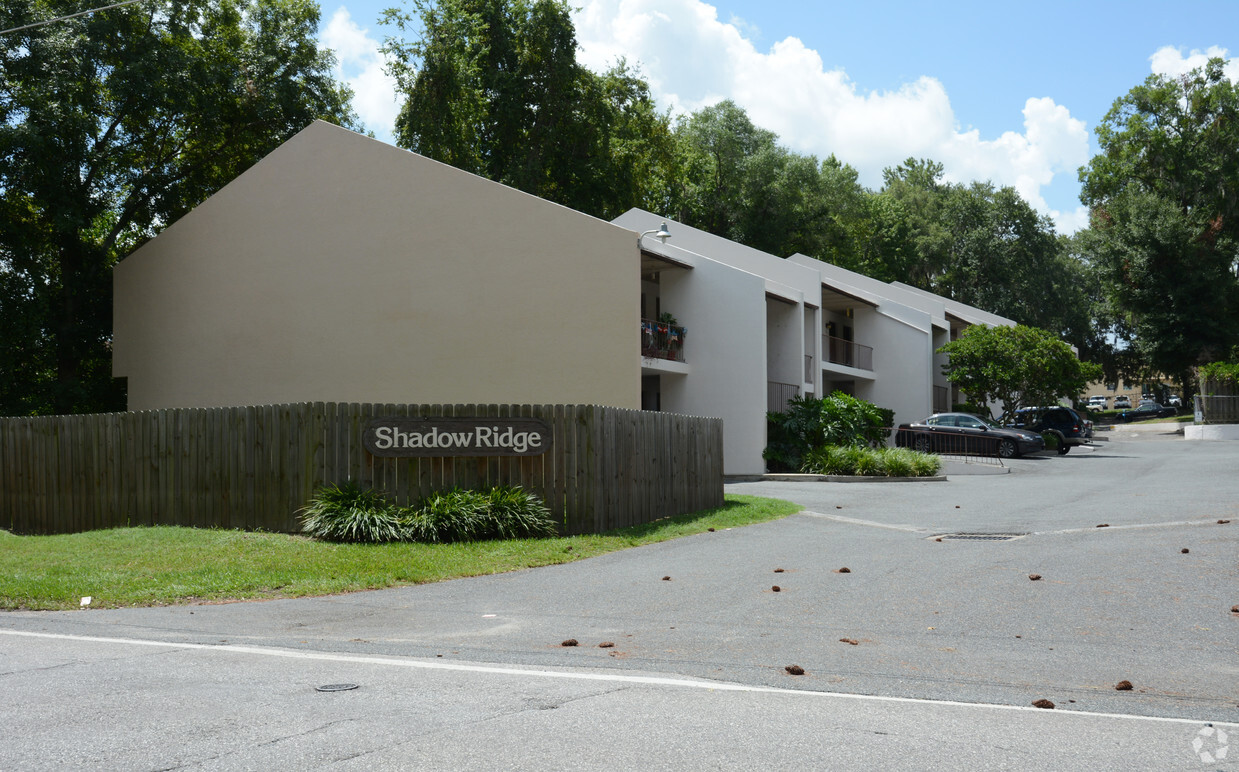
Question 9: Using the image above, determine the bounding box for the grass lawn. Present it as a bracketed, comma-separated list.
[0, 494, 800, 611]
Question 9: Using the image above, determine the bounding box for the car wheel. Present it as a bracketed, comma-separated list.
[1057, 443, 1070, 455]
[997, 439, 1017, 458]
[914, 435, 931, 453]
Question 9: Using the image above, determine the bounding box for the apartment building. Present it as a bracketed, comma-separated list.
[113, 121, 1017, 475]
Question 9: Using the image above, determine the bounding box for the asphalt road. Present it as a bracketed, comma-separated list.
[2, 426, 1237, 770]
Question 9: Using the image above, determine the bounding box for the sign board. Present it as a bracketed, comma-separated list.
[363, 417, 552, 457]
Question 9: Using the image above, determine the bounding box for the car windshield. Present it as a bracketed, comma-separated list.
[965, 414, 1001, 429]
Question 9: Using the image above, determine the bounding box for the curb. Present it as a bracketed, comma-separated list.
[725, 473, 948, 483]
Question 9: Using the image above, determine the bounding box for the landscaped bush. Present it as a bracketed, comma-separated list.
[800, 446, 940, 477]
[484, 485, 559, 540]
[300, 482, 556, 544]
[765, 392, 894, 472]
[298, 481, 406, 543]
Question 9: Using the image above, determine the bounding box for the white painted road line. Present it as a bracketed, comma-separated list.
[3, 628, 1233, 728]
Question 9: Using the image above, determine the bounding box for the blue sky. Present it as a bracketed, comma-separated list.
[319, 0, 1239, 234]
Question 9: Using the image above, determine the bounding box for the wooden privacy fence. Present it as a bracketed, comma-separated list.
[1, 403, 724, 536]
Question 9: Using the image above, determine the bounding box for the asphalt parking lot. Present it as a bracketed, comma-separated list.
[2, 425, 1236, 769]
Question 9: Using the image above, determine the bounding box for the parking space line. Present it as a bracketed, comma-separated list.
[2, 629, 1232, 728]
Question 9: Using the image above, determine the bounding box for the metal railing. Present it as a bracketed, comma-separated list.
[893, 427, 1004, 466]
[641, 318, 686, 362]
[768, 381, 801, 413]
[823, 335, 874, 371]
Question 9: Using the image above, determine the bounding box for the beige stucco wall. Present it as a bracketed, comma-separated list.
[114, 121, 640, 410]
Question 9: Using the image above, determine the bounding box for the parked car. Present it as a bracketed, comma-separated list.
[895, 412, 1045, 458]
[1007, 406, 1091, 455]
[1087, 395, 1108, 409]
[1113, 396, 1132, 409]
[1168, 395, 1182, 407]
[1117, 402, 1177, 422]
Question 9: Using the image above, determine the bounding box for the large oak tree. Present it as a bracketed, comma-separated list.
[1, 0, 356, 414]
[1079, 58, 1239, 390]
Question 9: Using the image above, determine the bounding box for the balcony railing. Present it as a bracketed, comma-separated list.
[641, 318, 686, 362]
[823, 335, 874, 371]
[768, 381, 801, 413]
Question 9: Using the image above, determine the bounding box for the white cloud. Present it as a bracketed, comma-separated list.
[1149, 45, 1239, 81]
[321, 7, 400, 143]
[572, 0, 1090, 233]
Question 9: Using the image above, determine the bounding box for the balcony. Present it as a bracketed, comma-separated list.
[641, 318, 686, 362]
[824, 335, 873, 371]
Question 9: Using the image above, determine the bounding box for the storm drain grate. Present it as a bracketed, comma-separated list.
[931, 532, 1028, 541]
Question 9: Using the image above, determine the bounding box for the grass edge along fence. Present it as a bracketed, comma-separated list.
[1, 403, 724, 536]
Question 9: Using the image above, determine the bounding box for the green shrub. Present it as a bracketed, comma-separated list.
[1041, 431, 1059, 450]
[402, 486, 557, 543]
[301, 482, 557, 544]
[765, 392, 893, 472]
[879, 447, 916, 477]
[800, 445, 940, 477]
[402, 488, 490, 543]
[1198, 360, 1239, 385]
[485, 485, 558, 539]
[299, 481, 405, 543]
[907, 449, 942, 476]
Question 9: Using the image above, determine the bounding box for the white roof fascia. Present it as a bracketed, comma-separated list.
[812, 273, 933, 336]
[889, 281, 1017, 328]
[788, 253, 949, 332]
[614, 209, 821, 301]
[764, 279, 802, 305]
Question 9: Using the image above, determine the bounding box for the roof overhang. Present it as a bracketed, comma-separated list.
[640, 246, 693, 274]
[820, 284, 879, 313]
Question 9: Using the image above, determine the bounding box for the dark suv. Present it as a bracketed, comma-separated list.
[1008, 406, 1091, 455]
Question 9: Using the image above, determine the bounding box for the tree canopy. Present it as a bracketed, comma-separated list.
[1, 0, 357, 415]
[1078, 58, 1239, 390]
[381, 0, 677, 220]
[938, 324, 1101, 417]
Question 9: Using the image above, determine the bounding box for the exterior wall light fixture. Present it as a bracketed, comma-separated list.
[639, 222, 672, 246]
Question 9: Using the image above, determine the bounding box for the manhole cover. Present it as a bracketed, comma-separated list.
[315, 683, 360, 692]
[932, 532, 1028, 541]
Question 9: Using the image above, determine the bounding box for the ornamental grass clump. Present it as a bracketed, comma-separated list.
[401, 488, 491, 544]
[301, 482, 557, 544]
[800, 446, 940, 477]
[299, 481, 405, 543]
[485, 485, 558, 540]
[403, 486, 556, 543]
[879, 447, 941, 477]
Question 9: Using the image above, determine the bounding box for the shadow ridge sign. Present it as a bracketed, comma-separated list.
[364, 417, 552, 457]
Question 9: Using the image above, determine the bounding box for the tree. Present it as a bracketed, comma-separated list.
[1078, 58, 1239, 389]
[878, 158, 952, 288]
[382, 0, 676, 220]
[938, 324, 1101, 417]
[673, 100, 870, 261]
[1, 0, 357, 415]
[673, 99, 777, 238]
